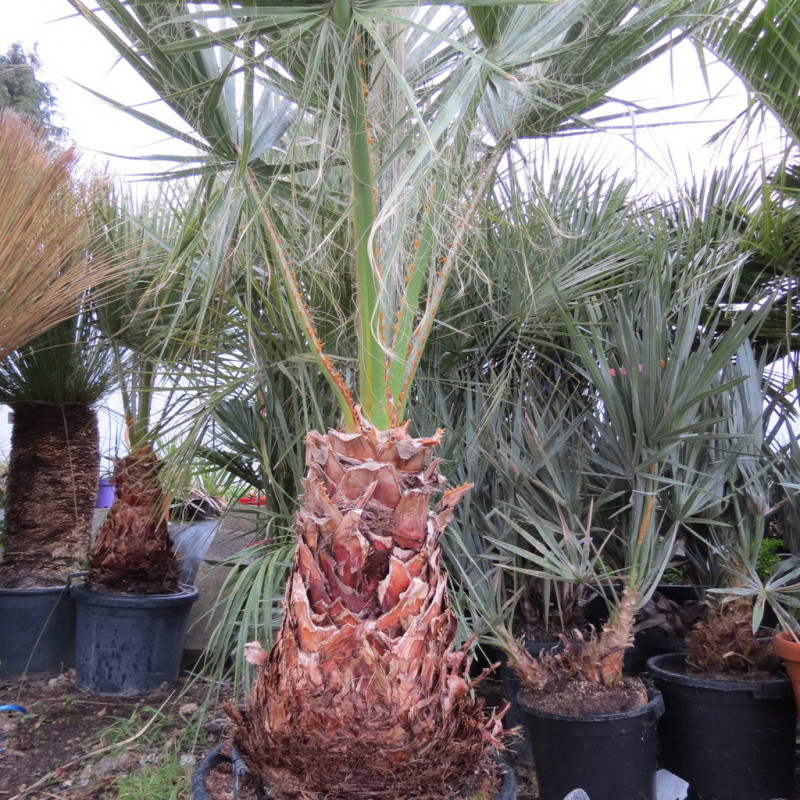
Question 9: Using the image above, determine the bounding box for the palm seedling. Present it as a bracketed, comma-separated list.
[69, 0, 733, 795]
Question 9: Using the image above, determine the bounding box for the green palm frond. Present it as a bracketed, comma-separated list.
[68, 0, 729, 432]
[701, 0, 800, 144]
[0, 310, 115, 408]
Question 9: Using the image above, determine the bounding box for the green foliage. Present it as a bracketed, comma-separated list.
[0, 310, 114, 408]
[112, 757, 189, 800]
[88, 705, 193, 800]
[0, 43, 63, 139]
[67, 0, 728, 432]
[757, 538, 783, 582]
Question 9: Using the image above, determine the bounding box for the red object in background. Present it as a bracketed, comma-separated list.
[238, 496, 267, 505]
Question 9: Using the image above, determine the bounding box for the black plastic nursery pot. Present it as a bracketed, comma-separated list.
[519, 686, 664, 800]
[647, 652, 796, 800]
[498, 639, 562, 763]
[0, 585, 75, 680]
[191, 742, 517, 800]
[71, 582, 198, 695]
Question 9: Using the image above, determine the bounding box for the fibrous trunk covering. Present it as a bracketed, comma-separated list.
[87, 447, 179, 594]
[0, 404, 98, 588]
[511, 587, 638, 689]
[226, 421, 503, 799]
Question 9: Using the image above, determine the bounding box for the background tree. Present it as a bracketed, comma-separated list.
[0, 43, 63, 139]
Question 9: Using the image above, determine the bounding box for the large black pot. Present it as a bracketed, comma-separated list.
[498, 639, 562, 762]
[0, 584, 75, 680]
[519, 686, 664, 800]
[191, 742, 517, 800]
[647, 652, 796, 800]
[71, 582, 198, 695]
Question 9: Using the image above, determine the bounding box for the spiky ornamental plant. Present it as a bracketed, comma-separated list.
[69, 0, 731, 795]
[501, 234, 771, 691]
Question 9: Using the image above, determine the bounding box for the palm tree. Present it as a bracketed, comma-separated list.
[0, 312, 114, 588]
[0, 111, 123, 591]
[69, 0, 730, 794]
[86, 188, 209, 594]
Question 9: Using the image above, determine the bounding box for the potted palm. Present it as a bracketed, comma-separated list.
[0, 111, 119, 680]
[495, 262, 769, 800]
[70, 190, 202, 695]
[69, 0, 731, 796]
[0, 314, 115, 680]
[647, 340, 797, 800]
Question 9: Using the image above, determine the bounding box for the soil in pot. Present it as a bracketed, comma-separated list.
[519, 678, 662, 800]
[648, 652, 796, 800]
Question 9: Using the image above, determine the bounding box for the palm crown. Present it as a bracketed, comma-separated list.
[70, 0, 724, 431]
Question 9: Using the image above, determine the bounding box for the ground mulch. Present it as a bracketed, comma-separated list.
[1, 667, 797, 800]
[0, 670, 222, 799]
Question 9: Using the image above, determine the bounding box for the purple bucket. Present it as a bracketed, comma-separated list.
[95, 478, 115, 508]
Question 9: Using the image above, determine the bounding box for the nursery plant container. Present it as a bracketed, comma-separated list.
[498, 639, 563, 762]
[71, 582, 198, 695]
[0, 585, 75, 679]
[772, 630, 800, 714]
[518, 687, 664, 800]
[191, 741, 517, 800]
[647, 652, 796, 800]
[95, 478, 115, 508]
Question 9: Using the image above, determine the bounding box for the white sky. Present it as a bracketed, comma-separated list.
[1, 1, 790, 192]
[1, 1, 193, 181]
[0, 2, 792, 461]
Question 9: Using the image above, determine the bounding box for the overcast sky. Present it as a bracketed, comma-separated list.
[0, 2, 791, 461]
[2, 1, 790, 194]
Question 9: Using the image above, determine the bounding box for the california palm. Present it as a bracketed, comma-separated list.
[69, 0, 731, 794]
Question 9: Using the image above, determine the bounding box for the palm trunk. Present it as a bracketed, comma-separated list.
[226, 420, 503, 798]
[87, 447, 180, 594]
[0, 404, 99, 588]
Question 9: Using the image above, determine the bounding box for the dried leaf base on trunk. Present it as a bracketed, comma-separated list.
[1, 404, 99, 588]
[192, 742, 517, 800]
[226, 421, 505, 800]
[88, 448, 179, 595]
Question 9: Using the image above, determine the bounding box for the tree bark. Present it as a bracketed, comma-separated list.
[1, 404, 98, 588]
[226, 421, 503, 799]
[87, 447, 180, 595]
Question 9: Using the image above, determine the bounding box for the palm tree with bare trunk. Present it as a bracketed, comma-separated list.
[69, 0, 731, 795]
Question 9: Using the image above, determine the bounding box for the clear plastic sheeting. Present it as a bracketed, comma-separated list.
[170, 520, 221, 585]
